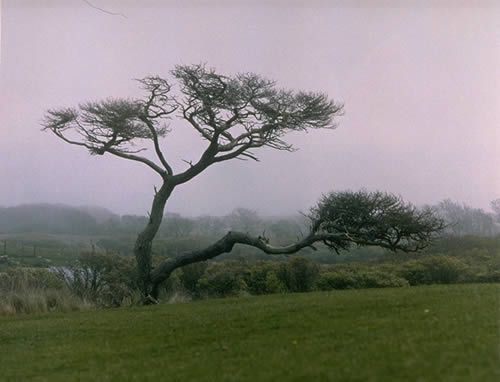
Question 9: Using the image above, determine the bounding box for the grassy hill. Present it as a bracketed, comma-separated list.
[0, 284, 498, 381]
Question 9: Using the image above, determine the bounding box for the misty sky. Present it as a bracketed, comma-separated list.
[0, 0, 498, 217]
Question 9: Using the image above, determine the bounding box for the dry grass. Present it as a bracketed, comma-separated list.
[0, 289, 95, 315]
[0, 268, 95, 315]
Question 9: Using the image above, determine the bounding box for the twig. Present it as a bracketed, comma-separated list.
[82, 0, 128, 19]
[182, 159, 194, 168]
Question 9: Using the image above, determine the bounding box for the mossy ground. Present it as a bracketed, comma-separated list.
[0, 284, 498, 381]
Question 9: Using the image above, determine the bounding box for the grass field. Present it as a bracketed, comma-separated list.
[0, 284, 498, 381]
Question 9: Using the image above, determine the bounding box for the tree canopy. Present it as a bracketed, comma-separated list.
[43, 64, 343, 181]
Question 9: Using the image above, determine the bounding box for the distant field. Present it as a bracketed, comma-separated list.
[0, 233, 91, 267]
[0, 284, 498, 381]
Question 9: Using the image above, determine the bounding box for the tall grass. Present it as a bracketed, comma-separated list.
[0, 268, 95, 315]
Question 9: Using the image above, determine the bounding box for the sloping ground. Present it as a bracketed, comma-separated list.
[0, 284, 498, 381]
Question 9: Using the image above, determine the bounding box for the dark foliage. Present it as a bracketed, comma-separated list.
[309, 190, 445, 253]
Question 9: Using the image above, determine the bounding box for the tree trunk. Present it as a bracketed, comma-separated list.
[149, 231, 322, 300]
[134, 180, 174, 299]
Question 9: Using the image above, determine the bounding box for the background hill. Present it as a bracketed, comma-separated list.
[0, 204, 100, 235]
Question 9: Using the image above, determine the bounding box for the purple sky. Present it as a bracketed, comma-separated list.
[0, 0, 498, 216]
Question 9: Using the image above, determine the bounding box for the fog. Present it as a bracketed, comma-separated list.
[0, 0, 498, 217]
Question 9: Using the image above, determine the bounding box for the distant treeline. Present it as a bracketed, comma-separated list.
[1, 199, 499, 239]
[0, 204, 308, 240]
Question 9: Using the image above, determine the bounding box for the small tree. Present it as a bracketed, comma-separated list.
[43, 64, 443, 302]
[491, 199, 500, 224]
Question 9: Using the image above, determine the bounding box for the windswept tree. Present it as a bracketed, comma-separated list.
[43, 64, 443, 302]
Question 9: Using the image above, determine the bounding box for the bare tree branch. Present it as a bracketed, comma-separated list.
[106, 148, 167, 175]
[139, 117, 173, 175]
[149, 205, 443, 296]
[82, 0, 127, 19]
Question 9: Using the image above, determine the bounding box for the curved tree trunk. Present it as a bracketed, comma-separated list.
[149, 231, 322, 299]
[134, 180, 174, 299]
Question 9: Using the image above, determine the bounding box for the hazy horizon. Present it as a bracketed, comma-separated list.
[0, 191, 498, 219]
[1, 1, 498, 217]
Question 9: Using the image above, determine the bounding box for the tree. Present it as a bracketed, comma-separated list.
[491, 199, 500, 223]
[435, 199, 497, 237]
[161, 213, 194, 237]
[43, 64, 443, 302]
[227, 208, 261, 235]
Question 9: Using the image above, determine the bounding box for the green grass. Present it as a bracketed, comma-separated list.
[0, 284, 498, 381]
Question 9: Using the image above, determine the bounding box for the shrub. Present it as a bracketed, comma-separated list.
[243, 261, 286, 295]
[160, 268, 186, 300]
[472, 270, 500, 283]
[263, 271, 287, 294]
[455, 248, 500, 283]
[56, 252, 139, 307]
[197, 261, 247, 297]
[315, 270, 357, 290]
[359, 270, 409, 288]
[277, 257, 319, 293]
[397, 255, 470, 285]
[315, 264, 408, 290]
[178, 262, 209, 298]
